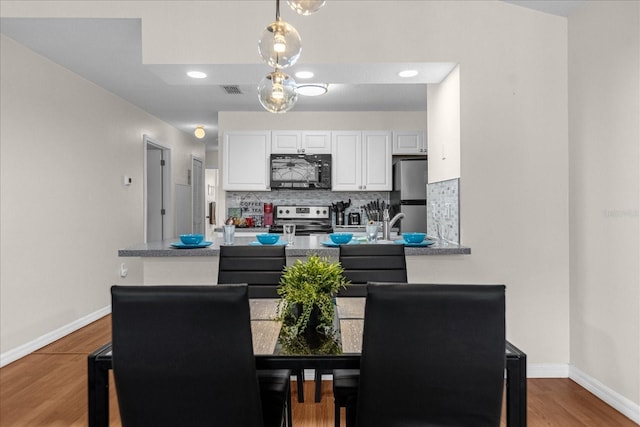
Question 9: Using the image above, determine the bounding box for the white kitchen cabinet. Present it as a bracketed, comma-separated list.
[392, 130, 427, 155]
[271, 130, 331, 154]
[332, 131, 392, 191]
[222, 131, 271, 191]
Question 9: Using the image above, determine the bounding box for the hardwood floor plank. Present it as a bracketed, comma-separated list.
[1, 315, 637, 427]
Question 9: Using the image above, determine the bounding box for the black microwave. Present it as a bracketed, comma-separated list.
[270, 154, 331, 190]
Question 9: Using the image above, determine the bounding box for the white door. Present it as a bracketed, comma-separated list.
[192, 157, 204, 234]
[146, 146, 164, 242]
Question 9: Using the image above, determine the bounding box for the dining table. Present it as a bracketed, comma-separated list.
[88, 297, 527, 427]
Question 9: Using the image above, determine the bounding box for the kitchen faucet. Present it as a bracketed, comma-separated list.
[382, 210, 405, 240]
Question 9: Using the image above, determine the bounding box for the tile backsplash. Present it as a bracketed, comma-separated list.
[427, 178, 460, 244]
[226, 190, 390, 225]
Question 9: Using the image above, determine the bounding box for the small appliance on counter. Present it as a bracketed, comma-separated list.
[331, 199, 351, 226]
[348, 211, 361, 225]
[268, 205, 333, 235]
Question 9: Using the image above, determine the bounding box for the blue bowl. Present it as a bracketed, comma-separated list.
[256, 233, 280, 245]
[402, 232, 426, 243]
[329, 233, 353, 244]
[180, 233, 204, 245]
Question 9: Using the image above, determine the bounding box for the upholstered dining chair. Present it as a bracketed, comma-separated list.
[111, 284, 291, 427]
[328, 244, 408, 418]
[217, 245, 287, 298]
[216, 245, 306, 403]
[342, 283, 506, 427]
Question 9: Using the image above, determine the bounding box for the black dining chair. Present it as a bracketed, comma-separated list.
[217, 245, 287, 299]
[343, 283, 506, 427]
[111, 284, 292, 427]
[217, 245, 306, 403]
[337, 243, 408, 296]
[327, 244, 408, 419]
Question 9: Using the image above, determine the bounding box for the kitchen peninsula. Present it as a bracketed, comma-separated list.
[118, 236, 470, 285]
[119, 235, 470, 257]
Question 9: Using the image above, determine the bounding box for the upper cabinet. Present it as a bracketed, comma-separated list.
[332, 131, 392, 191]
[222, 131, 271, 191]
[392, 130, 427, 155]
[272, 131, 331, 154]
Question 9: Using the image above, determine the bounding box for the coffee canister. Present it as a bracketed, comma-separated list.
[263, 203, 273, 226]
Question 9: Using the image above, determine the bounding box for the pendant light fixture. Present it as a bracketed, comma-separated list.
[287, 0, 326, 15]
[258, 70, 298, 113]
[257, 0, 325, 113]
[258, 0, 302, 69]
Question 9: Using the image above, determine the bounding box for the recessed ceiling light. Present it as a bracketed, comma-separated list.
[187, 71, 207, 79]
[296, 84, 328, 96]
[295, 71, 315, 79]
[398, 69, 419, 78]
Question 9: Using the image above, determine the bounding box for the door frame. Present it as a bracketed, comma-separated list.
[143, 135, 172, 243]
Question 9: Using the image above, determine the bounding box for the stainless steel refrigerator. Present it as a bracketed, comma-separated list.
[390, 158, 427, 233]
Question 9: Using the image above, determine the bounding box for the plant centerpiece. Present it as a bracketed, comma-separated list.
[277, 254, 349, 353]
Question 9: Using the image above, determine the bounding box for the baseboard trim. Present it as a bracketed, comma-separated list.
[0, 305, 111, 368]
[570, 365, 640, 424]
[527, 363, 570, 378]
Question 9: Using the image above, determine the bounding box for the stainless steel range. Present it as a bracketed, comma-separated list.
[269, 205, 333, 235]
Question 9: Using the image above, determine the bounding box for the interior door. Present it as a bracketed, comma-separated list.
[192, 157, 204, 234]
[146, 146, 164, 242]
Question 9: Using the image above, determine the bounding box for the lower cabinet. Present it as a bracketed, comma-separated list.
[332, 131, 392, 191]
[222, 131, 271, 191]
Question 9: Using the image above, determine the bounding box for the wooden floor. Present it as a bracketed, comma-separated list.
[0, 315, 637, 427]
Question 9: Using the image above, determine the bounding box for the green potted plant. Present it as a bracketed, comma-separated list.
[277, 254, 350, 352]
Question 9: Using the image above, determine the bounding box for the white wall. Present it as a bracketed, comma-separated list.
[427, 65, 461, 183]
[0, 34, 204, 362]
[568, 0, 640, 410]
[214, 3, 571, 369]
[2, 1, 636, 414]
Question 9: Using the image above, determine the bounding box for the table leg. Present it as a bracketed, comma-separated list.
[88, 346, 111, 427]
[506, 351, 527, 427]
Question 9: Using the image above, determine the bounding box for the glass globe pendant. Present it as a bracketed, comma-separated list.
[258, 20, 301, 68]
[258, 70, 298, 113]
[287, 0, 326, 15]
[258, 0, 302, 68]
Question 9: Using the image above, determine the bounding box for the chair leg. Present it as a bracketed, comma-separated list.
[286, 384, 293, 427]
[296, 369, 305, 403]
[334, 398, 341, 427]
[314, 370, 323, 402]
[345, 401, 356, 427]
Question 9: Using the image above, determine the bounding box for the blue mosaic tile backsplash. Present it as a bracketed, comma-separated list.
[427, 178, 460, 244]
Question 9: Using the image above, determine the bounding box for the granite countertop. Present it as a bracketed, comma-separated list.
[119, 235, 471, 257]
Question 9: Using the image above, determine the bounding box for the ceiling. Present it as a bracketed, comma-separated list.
[0, 1, 583, 151]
